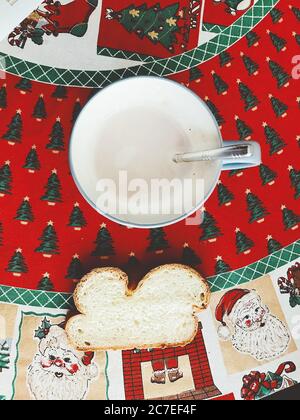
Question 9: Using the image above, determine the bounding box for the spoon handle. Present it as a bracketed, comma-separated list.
[173, 144, 252, 163]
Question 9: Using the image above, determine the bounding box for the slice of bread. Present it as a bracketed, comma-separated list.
[66, 264, 210, 351]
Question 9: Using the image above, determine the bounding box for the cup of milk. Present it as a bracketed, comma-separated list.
[70, 77, 261, 228]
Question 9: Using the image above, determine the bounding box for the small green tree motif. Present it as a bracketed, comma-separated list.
[292, 32, 300, 45]
[188, 67, 203, 84]
[237, 80, 259, 111]
[267, 30, 287, 52]
[126, 252, 140, 270]
[147, 228, 169, 253]
[6, 248, 28, 276]
[267, 235, 282, 254]
[219, 51, 233, 67]
[38, 273, 54, 291]
[68, 203, 87, 230]
[240, 52, 259, 76]
[92, 223, 115, 258]
[2, 110, 22, 144]
[259, 164, 277, 186]
[288, 165, 300, 199]
[32, 95, 47, 121]
[52, 85, 68, 101]
[289, 5, 300, 21]
[66, 254, 84, 280]
[212, 71, 228, 95]
[205, 97, 225, 127]
[15, 78, 32, 94]
[0, 84, 7, 110]
[229, 169, 244, 177]
[270, 7, 283, 23]
[235, 115, 252, 140]
[15, 197, 34, 225]
[269, 94, 288, 118]
[246, 31, 260, 47]
[41, 169, 62, 205]
[263, 122, 286, 155]
[35, 221, 60, 257]
[281, 205, 299, 230]
[0, 161, 12, 196]
[72, 98, 82, 124]
[217, 180, 234, 206]
[106, 4, 180, 52]
[0, 341, 10, 372]
[182, 243, 201, 266]
[215, 256, 231, 275]
[235, 228, 254, 254]
[267, 57, 290, 88]
[246, 189, 269, 223]
[23, 145, 41, 173]
[200, 209, 222, 242]
[47, 117, 65, 153]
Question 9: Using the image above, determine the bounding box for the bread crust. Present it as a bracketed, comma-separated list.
[66, 264, 211, 352]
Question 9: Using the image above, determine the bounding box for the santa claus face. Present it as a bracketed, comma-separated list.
[234, 298, 269, 332]
[40, 347, 81, 378]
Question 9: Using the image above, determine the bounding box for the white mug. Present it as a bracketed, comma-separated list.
[70, 77, 261, 228]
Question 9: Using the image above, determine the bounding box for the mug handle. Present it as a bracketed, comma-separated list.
[222, 141, 261, 171]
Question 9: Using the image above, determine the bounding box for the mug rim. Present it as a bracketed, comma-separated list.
[69, 76, 223, 229]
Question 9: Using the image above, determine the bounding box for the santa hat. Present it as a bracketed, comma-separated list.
[215, 289, 256, 340]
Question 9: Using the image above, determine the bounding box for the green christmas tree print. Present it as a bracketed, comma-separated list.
[0, 84, 7, 110]
[2, 110, 22, 144]
[269, 94, 288, 118]
[219, 51, 233, 67]
[0, 161, 12, 196]
[41, 169, 62, 205]
[189, 67, 203, 84]
[240, 52, 259, 76]
[235, 115, 252, 140]
[229, 169, 244, 177]
[217, 180, 234, 206]
[15, 197, 34, 225]
[106, 4, 180, 52]
[259, 164, 277, 186]
[15, 78, 32, 94]
[92, 223, 115, 258]
[246, 31, 260, 47]
[205, 97, 225, 127]
[72, 98, 82, 124]
[0, 341, 10, 372]
[267, 29, 287, 52]
[6, 248, 28, 276]
[263, 122, 286, 155]
[289, 165, 300, 199]
[215, 256, 231, 275]
[212, 71, 228, 95]
[52, 85, 68, 101]
[289, 5, 300, 21]
[66, 254, 84, 280]
[147, 227, 169, 253]
[38, 273, 54, 291]
[270, 7, 283, 24]
[182, 243, 201, 266]
[267, 235, 282, 254]
[246, 189, 269, 223]
[237, 80, 259, 111]
[35, 221, 60, 257]
[126, 252, 140, 270]
[23, 145, 40, 173]
[281, 205, 299, 230]
[292, 31, 300, 46]
[47, 117, 65, 153]
[124, 252, 143, 283]
[267, 57, 290, 88]
[32, 95, 47, 121]
[200, 209, 222, 242]
[68, 203, 87, 230]
[235, 228, 254, 254]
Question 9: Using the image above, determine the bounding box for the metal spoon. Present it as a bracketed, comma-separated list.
[173, 143, 253, 163]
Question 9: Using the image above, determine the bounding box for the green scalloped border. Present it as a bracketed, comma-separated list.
[0, 0, 278, 87]
[0, 239, 298, 310]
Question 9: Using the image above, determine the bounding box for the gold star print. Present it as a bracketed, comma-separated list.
[129, 9, 140, 18]
[101, 222, 107, 228]
[73, 254, 79, 259]
[216, 256, 223, 261]
[183, 243, 189, 248]
[24, 196, 30, 201]
[267, 235, 272, 241]
[48, 221, 54, 226]
[5, 160, 10, 165]
[16, 248, 22, 253]
[148, 30, 159, 41]
[129, 252, 135, 257]
[166, 17, 177, 27]
[43, 272, 50, 278]
[74, 202, 80, 207]
[56, 116, 61, 122]
[245, 189, 251, 194]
